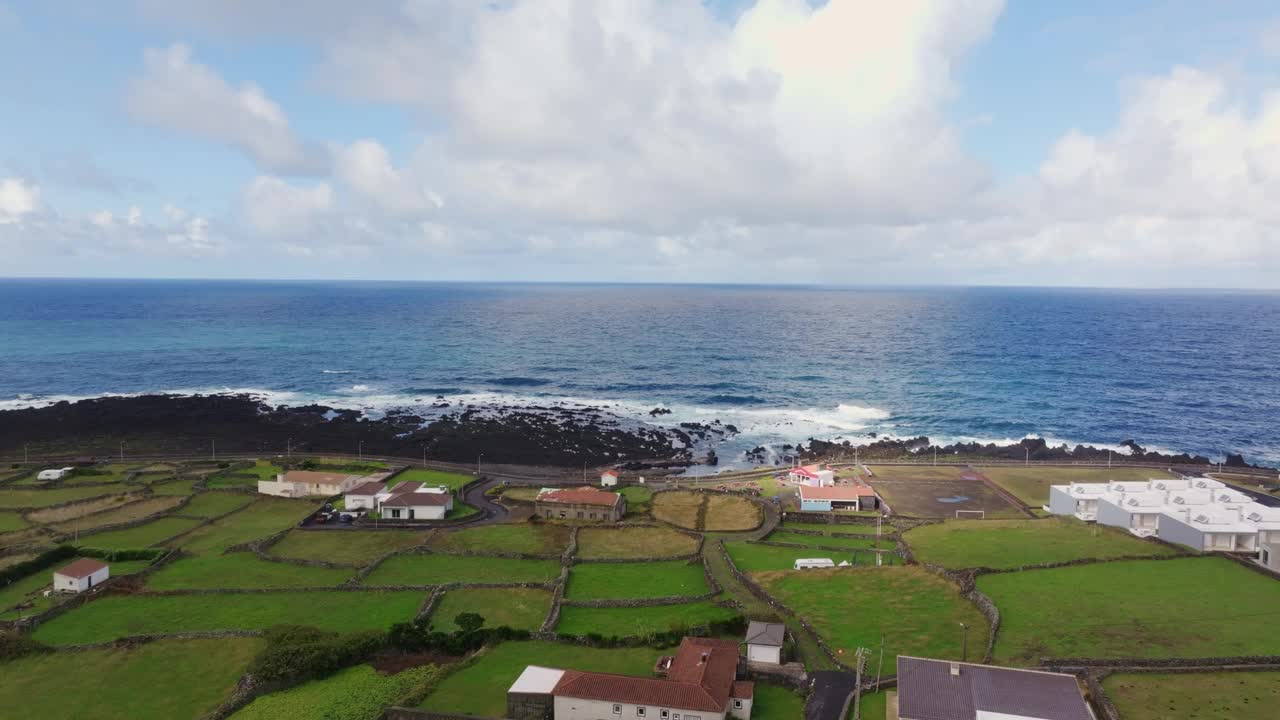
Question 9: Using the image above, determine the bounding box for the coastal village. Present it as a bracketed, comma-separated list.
[1, 452, 1279, 720]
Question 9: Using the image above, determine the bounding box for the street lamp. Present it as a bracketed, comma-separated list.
[422, 444, 428, 468]
[358, 440, 364, 461]
[24, 443, 29, 465]
[477, 452, 484, 476]
[1024, 447, 1029, 466]
[119, 441, 126, 463]
[287, 437, 292, 459]
[959, 622, 969, 662]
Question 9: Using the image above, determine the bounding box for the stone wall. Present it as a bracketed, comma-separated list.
[917, 563, 1000, 663]
[383, 709, 501, 720]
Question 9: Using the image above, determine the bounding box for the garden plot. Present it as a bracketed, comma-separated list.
[566, 559, 708, 600]
[32, 589, 425, 645]
[1102, 671, 1280, 720]
[0, 486, 128, 509]
[49, 496, 185, 533]
[429, 587, 551, 632]
[756, 566, 987, 661]
[145, 552, 354, 591]
[0, 510, 29, 532]
[25, 493, 143, 523]
[765, 529, 892, 550]
[173, 497, 319, 553]
[576, 526, 698, 559]
[869, 478, 1023, 518]
[652, 490, 760, 531]
[0, 637, 263, 720]
[151, 479, 197, 496]
[268, 529, 424, 566]
[428, 523, 570, 556]
[651, 491, 702, 529]
[555, 601, 739, 637]
[178, 491, 254, 518]
[977, 466, 1175, 508]
[363, 553, 560, 586]
[78, 516, 203, 549]
[0, 527, 50, 550]
[233, 663, 440, 720]
[391, 468, 473, 490]
[903, 517, 1178, 569]
[978, 556, 1280, 663]
[726, 542, 898, 573]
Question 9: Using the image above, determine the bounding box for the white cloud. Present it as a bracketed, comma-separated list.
[334, 140, 443, 214]
[125, 43, 328, 175]
[0, 178, 40, 223]
[242, 175, 333, 235]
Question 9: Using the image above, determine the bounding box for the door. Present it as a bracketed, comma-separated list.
[409, 509, 415, 520]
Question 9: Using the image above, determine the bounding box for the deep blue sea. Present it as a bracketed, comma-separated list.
[1, 279, 1277, 466]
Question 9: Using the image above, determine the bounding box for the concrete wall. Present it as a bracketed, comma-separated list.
[1047, 486, 1076, 516]
[746, 644, 780, 664]
[1095, 498, 1131, 530]
[1156, 514, 1206, 551]
[384, 505, 447, 520]
[53, 566, 108, 593]
[554, 695, 727, 720]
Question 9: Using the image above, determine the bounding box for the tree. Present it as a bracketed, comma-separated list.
[454, 612, 485, 634]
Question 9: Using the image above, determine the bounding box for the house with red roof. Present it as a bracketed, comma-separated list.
[507, 637, 752, 720]
[53, 558, 109, 593]
[601, 469, 620, 487]
[535, 486, 627, 522]
[797, 483, 879, 512]
[787, 464, 834, 487]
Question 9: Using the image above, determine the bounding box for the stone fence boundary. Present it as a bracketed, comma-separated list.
[768, 526, 899, 542]
[745, 539, 898, 556]
[11, 487, 151, 516]
[52, 628, 263, 652]
[5, 548, 178, 633]
[780, 511, 883, 527]
[61, 493, 201, 544]
[918, 563, 1000, 664]
[416, 588, 443, 622]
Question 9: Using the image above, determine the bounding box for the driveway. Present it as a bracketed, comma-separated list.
[806, 671, 857, 720]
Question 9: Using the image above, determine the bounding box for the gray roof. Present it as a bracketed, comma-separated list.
[744, 621, 785, 647]
[896, 657, 1092, 720]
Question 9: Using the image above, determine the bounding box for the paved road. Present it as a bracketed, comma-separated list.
[806, 671, 857, 720]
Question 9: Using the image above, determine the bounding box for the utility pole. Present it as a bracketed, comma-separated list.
[119, 441, 125, 463]
[959, 622, 970, 662]
[287, 437, 292, 459]
[358, 440, 364, 461]
[1024, 447, 1029, 466]
[422, 444, 427, 468]
[933, 447, 937, 466]
[876, 633, 885, 690]
[583, 461, 587, 483]
[477, 452, 483, 476]
[211, 439, 216, 462]
[852, 647, 869, 720]
[1108, 450, 1112, 468]
[24, 443, 29, 465]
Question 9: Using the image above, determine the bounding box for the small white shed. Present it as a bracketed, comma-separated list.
[37, 467, 75, 481]
[53, 558, 109, 593]
[744, 621, 786, 664]
[600, 470, 619, 487]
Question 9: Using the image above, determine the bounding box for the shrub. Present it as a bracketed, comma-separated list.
[77, 547, 165, 563]
[387, 617, 532, 655]
[249, 625, 386, 685]
[0, 632, 50, 663]
[0, 546, 77, 587]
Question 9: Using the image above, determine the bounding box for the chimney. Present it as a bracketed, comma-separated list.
[949, 662, 960, 677]
[700, 652, 709, 664]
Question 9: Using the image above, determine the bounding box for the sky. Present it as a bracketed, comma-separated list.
[2, 0, 1279, 287]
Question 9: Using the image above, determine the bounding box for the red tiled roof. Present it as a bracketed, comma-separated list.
[552, 637, 739, 713]
[602, 470, 619, 477]
[798, 484, 876, 500]
[56, 558, 107, 579]
[537, 486, 622, 508]
[381, 490, 451, 507]
[346, 481, 387, 496]
[790, 467, 820, 479]
[732, 681, 754, 699]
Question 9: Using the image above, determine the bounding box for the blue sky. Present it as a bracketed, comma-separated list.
[2, 1, 1279, 287]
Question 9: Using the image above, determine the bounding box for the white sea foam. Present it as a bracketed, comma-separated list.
[321, 369, 354, 374]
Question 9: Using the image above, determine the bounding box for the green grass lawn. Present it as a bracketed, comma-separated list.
[78, 516, 204, 549]
[978, 556, 1280, 663]
[903, 517, 1179, 569]
[32, 589, 426, 645]
[61, 464, 141, 484]
[206, 474, 261, 489]
[780, 521, 884, 535]
[555, 601, 740, 637]
[0, 510, 29, 532]
[726, 542, 898, 572]
[363, 553, 560, 586]
[978, 466, 1175, 507]
[428, 522, 570, 556]
[851, 691, 887, 720]
[620, 485, 653, 515]
[429, 587, 551, 632]
[151, 478, 197, 495]
[268, 529, 424, 566]
[422, 641, 658, 716]
[704, 494, 763, 531]
[500, 487, 540, 502]
[566, 559, 708, 600]
[754, 684, 807, 720]
[234, 460, 286, 480]
[0, 486, 127, 509]
[757, 566, 987, 661]
[50, 496, 185, 533]
[445, 502, 480, 520]
[391, 468, 474, 490]
[0, 558, 152, 619]
[766, 530, 891, 550]
[232, 663, 440, 720]
[1102, 671, 1280, 720]
[180, 491, 255, 518]
[173, 497, 319, 553]
[577, 526, 700, 559]
[145, 552, 354, 591]
[0, 637, 263, 720]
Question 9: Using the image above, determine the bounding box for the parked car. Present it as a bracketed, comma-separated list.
[339, 513, 354, 524]
[314, 514, 327, 524]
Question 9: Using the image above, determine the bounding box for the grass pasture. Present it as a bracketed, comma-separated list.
[428, 522, 570, 556]
[903, 517, 1178, 569]
[620, 485, 653, 514]
[25, 493, 141, 523]
[978, 557, 1280, 663]
[174, 497, 319, 553]
[151, 478, 197, 495]
[233, 663, 439, 720]
[0, 486, 127, 509]
[1, 558, 153, 620]
[752, 684, 807, 720]
[756, 566, 986, 660]
[978, 466, 1175, 507]
[429, 587, 551, 632]
[78, 516, 203, 549]
[1102, 671, 1280, 720]
[869, 478, 1023, 519]
[234, 460, 285, 480]
[704, 494, 762, 531]
[651, 491, 703, 529]
[766, 529, 891, 550]
[145, 552, 354, 590]
[65, 464, 142, 484]
[0, 637, 263, 720]
[392, 468, 474, 490]
[268, 528, 424, 566]
[577, 526, 699, 559]
[0, 510, 29, 532]
[566, 559, 708, 600]
[363, 553, 560, 586]
[49, 496, 185, 533]
[555, 601, 740, 637]
[421, 641, 657, 717]
[179, 491, 254, 518]
[32, 589, 426, 645]
[726, 541, 898, 573]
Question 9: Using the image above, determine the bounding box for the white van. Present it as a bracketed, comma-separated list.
[793, 558, 835, 570]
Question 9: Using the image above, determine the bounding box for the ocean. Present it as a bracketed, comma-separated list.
[0, 279, 1277, 467]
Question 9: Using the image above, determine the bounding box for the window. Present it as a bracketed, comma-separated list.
[559, 510, 566, 519]
[733, 699, 743, 709]
[636, 709, 646, 717]
[577, 511, 584, 519]
[613, 705, 622, 715]
[661, 711, 669, 719]
[589, 512, 596, 519]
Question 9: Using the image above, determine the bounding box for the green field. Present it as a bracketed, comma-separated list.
[268, 529, 424, 566]
[429, 587, 551, 632]
[978, 466, 1175, 507]
[0, 510, 29, 532]
[1102, 671, 1280, 720]
[619, 485, 653, 514]
[0, 637, 263, 720]
[577, 526, 700, 559]
[391, 468, 474, 490]
[363, 553, 560, 586]
[50, 496, 185, 533]
[180, 492, 255, 518]
[780, 521, 884, 535]
[704, 494, 762, 531]
[422, 641, 658, 716]
[232, 663, 439, 720]
[78, 516, 204, 549]
[151, 478, 197, 495]
[978, 557, 1280, 663]
[174, 498, 319, 553]
[726, 541, 897, 573]
[766, 530, 891, 550]
[555, 601, 740, 637]
[757, 566, 987, 661]
[903, 517, 1179, 569]
[429, 523, 570, 556]
[233, 460, 286, 480]
[65, 464, 142, 484]
[753, 684, 807, 720]
[0, 486, 126, 509]
[145, 552, 354, 591]
[32, 589, 426, 645]
[566, 559, 708, 600]
[0, 558, 152, 619]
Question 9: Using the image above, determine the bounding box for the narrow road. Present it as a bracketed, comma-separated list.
[806, 670, 857, 720]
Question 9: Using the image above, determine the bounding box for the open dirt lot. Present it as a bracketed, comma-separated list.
[870, 478, 1024, 518]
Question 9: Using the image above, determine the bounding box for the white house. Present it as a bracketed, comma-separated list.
[377, 482, 454, 520]
[600, 470, 619, 487]
[1160, 508, 1260, 552]
[744, 621, 785, 664]
[343, 481, 388, 510]
[788, 464, 835, 487]
[37, 467, 74, 481]
[895, 656, 1093, 720]
[1261, 541, 1280, 572]
[53, 558, 109, 593]
[1047, 482, 1117, 520]
[258, 470, 371, 498]
[1096, 491, 1167, 537]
